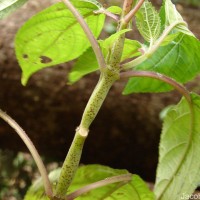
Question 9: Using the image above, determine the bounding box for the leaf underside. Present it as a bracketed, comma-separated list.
[154, 93, 200, 200]
[160, 0, 194, 37]
[15, 0, 105, 85]
[0, 0, 28, 19]
[135, 0, 161, 44]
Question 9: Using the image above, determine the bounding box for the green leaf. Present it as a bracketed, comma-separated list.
[68, 165, 155, 200]
[15, 1, 105, 85]
[80, 0, 102, 9]
[68, 47, 98, 84]
[154, 93, 200, 200]
[101, 29, 131, 49]
[160, 0, 194, 37]
[135, 0, 161, 44]
[0, 0, 28, 19]
[106, 6, 122, 15]
[25, 164, 155, 200]
[160, 32, 180, 46]
[122, 39, 142, 60]
[123, 34, 200, 94]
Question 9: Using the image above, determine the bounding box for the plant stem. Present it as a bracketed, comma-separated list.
[94, 8, 119, 21]
[66, 173, 132, 199]
[120, 70, 191, 103]
[0, 109, 53, 198]
[55, 1, 133, 198]
[55, 69, 118, 199]
[80, 71, 118, 129]
[62, 0, 106, 69]
[55, 130, 87, 198]
[122, 0, 134, 16]
[123, 0, 145, 24]
[107, 0, 133, 69]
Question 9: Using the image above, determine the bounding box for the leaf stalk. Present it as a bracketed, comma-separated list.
[62, 0, 106, 69]
[0, 109, 53, 198]
[123, 0, 145, 24]
[66, 173, 132, 199]
[120, 70, 191, 103]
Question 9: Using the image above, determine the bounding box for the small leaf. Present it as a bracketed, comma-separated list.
[122, 39, 142, 60]
[106, 6, 122, 15]
[135, 0, 161, 44]
[123, 34, 200, 94]
[100, 29, 131, 51]
[68, 47, 98, 84]
[25, 164, 155, 200]
[80, 0, 102, 9]
[160, 0, 194, 37]
[154, 93, 200, 200]
[15, 1, 105, 85]
[0, 0, 28, 19]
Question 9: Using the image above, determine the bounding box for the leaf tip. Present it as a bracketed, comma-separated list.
[21, 75, 28, 86]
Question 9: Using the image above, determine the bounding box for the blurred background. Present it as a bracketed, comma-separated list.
[0, 0, 200, 199]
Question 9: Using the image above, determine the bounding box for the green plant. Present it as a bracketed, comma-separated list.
[0, 0, 200, 199]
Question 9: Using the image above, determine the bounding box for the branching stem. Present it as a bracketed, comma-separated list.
[55, 1, 135, 199]
[62, 0, 106, 69]
[0, 110, 53, 198]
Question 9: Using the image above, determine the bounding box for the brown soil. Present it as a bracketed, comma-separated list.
[0, 0, 200, 182]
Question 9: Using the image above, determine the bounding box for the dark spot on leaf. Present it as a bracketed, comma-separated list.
[117, 192, 124, 196]
[23, 54, 28, 59]
[36, 33, 42, 37]
[40, 56, 52, 64]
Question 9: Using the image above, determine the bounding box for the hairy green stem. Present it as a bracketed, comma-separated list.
[55, 70, 118, 199]
[107, 0, 133, 69]
[80, 71, 118, 129]
[0, 109, 53, 198]
[62, 0, 106, 69]
[55, 130, 87, 198]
